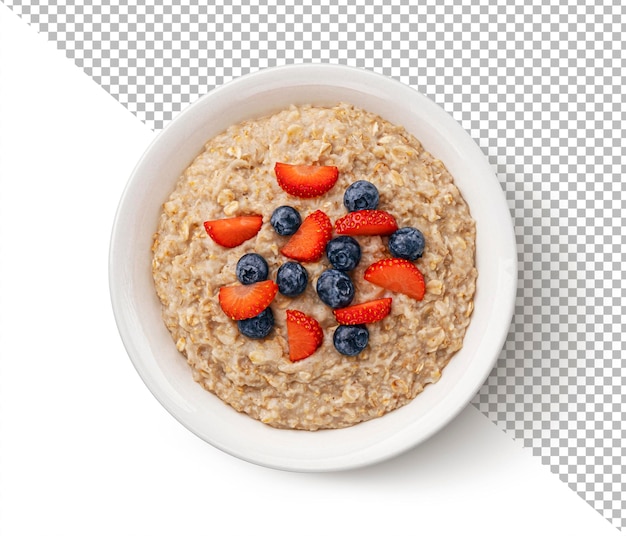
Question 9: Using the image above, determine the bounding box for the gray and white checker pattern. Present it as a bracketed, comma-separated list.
[5, 0, 624, 529]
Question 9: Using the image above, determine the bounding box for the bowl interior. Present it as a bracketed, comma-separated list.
[109, 64, 516, 472]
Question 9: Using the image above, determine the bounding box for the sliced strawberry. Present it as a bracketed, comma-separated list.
[364, 258, 426, 300]
[274, 162, 339, 198]
[285, 310, 324, 362]
[204, 215, 263, 248]
[218, 280, 278, 320]
[280, 210, 333, 262]
[335, 210, 398, 236]
[333, 297, 393, 325]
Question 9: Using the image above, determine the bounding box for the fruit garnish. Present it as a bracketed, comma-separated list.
[388, 227, 425, 261]
[333, 297, 392, 325]
[280, 209, 333, 262]
[218, 280, 278, 320]
[285, 310, 324, 362]
[316, 269, 355, 308]
[270, 205, 302, 236]
[335, 210, 398, 236]
[276, 261, 309, 297]
[237, 308, 275, 339]
[236, 253, 269, 285]
[204, 215, 263, 248]
[333, 325, 369, 356]
[343, 180, 380, 211]
[274, 162, 339, 198]
[363, 258, 426, 300]
[325, 236, 361, 272]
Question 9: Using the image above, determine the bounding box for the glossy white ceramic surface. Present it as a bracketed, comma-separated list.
[109, 63, 517, 472]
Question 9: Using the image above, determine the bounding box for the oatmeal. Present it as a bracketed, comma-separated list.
[151, 103, 477, 430]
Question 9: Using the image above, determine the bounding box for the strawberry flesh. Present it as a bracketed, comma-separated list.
[333, 297, 393, 325]
[280, 210, 333, 262]
[286, 310, 324, 362]
[335, 210, 398, 236]
[274, 162, 339, 198]
[204, 215, 263, 248]
[364, 258, 426, 300]
[218, 280, 278, 320]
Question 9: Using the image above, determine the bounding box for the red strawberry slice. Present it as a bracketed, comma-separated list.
[280, 210, 333, 262]
[274, 162, 339, 198]
[218, 280, 278, 320]
[364, 258, 426, 300]
[333, 297, 393, 325]
[285, 309, 324, 362]
[335, 210, 398, 236]
[204, 215, 263, 248]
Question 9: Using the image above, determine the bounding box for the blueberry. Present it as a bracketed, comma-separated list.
[270, 206, 302, 236]
[343, 180, 380, 212]
[388, 227, 425, 261]
[276, 262, 308, 297]
[316, 269, 355, 308]
[326, 236, 361, 272]
[236, 253, 269, 285]
[333, 325, 369, 356]
[237, 308, 274, 339]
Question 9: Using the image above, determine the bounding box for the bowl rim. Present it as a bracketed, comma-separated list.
[109, 62, 517, 472]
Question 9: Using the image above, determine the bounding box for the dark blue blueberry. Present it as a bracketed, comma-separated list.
[388, 227, 425, 261]
[236, 253, 269, 285]
[237, 308, 274, 339]
[343, 180, 380, 212]
[276, 262, 308, 297]
[326, 236, 362, 272]
[316, 269, 355, 308]
[333, 325, 369, 356]
[270, 205, 302, 236]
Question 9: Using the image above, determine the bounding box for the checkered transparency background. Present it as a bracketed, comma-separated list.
[5, 0, 624, 529]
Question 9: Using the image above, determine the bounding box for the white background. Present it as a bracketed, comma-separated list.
[0, 5, 619, 535]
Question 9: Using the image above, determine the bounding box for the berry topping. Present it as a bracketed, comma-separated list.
[236, 253, 269, 285]
[333, 297, 393, 325]
[276, 261, 309, 297]
[274, 162, 339, 198]
[343, 180, 380, 212]
[335, 210, 398, 236]
[280, 209, 333, 262]
[218, 280, 279, 320]
[388, 227, 425, 261]
[203, 215, 263, 248]
[204, 162, 428, 360]
[285, 310, 324, 362]
[364, 258, 426, 301]
[237, 308, 274, 339]
[325, 236, 362, 272]
[316, 269, 355, 308]
[333, 324, 369, 356]
[270, 205, 302, 236]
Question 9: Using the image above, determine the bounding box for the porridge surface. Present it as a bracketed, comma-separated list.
[151, 103, 477, 430]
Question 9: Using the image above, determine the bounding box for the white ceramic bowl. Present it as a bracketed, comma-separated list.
[109, 63, 517, 472]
